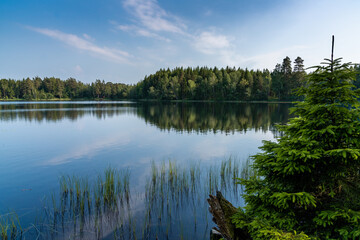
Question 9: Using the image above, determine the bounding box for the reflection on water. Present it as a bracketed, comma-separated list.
[0, 101, 291, 133]
[0, 101, 291, 239]
[0, 102, 137, 122]
[138, 102, 290, 134]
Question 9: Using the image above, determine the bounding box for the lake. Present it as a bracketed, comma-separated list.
[0, 101, 291, 239]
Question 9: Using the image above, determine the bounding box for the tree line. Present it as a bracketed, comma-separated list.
[132, 56, 306, 100]
[0, 77, 132, 100]
[2, 56, 357, 101]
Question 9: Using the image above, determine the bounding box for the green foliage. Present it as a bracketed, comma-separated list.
[0, 213, 22, 240]
[271, 57, 306, 100]
[0, 77, 132, 100]
[233, 57, 360, 239]
[0, 58, 307, 101]
[134, 64, 303, 101]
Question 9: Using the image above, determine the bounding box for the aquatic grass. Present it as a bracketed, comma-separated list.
[39, 166, 135, 239]
[59, 175, 68, 197]
[142, 157, 244, 239]
[103, 167, 116, 206]
[8, 157, 247, 239]
[151, 161, 157, 187]
[240, 157, 256, 180]
[74, 177, 81, 201]
[94, 175, 102, 211]
[10, 219, 17, 240]
[0, 219, 9, 240]
[0, 212, 22, 240]
[122, 169, 131, 204]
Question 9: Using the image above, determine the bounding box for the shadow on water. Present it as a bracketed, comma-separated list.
[0, 102, 291, 134]
[0, 157, 254, 240]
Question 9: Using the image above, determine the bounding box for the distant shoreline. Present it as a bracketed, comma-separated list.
[0, 98, 294, 104]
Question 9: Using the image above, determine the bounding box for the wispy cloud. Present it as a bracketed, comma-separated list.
[118, 0, 238, 64]
[82, 33, 94, 41]
[123, 0, 186, 34]
[191, 30, 243, 67]
[112, 22, 171, 42]
[115, 0, 187, 41]
[28, 26, 132, 63]
[193, 31, 231, 55]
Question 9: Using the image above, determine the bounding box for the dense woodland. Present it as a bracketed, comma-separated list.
[134, 56, 305, 101]
[1, 56, 359, 101]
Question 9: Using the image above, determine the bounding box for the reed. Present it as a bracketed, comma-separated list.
[103, 167, 116, 206]
[240, 157, 256, 180]
[10, 220, 17, 240]
[122, 169, 130, 204]
[7, 157, 248, 239]
[94, 175, 102, 211]
[0, 220, 8, 240]
[0, 213, 22, 240]
[59, 175, 68, 197]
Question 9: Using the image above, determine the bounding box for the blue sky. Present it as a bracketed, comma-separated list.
[1, 0, 360, 84]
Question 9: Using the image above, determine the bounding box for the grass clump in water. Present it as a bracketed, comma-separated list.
[0, 213, 22, 240]
[8, 157, 252, 239]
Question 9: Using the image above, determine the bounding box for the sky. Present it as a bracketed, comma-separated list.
[1, 0, 360, 84]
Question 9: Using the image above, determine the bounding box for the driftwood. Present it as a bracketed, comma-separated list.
[207, 191, 250, 240]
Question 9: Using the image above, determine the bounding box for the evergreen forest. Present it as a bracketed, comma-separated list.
[0, 56, 330, 101]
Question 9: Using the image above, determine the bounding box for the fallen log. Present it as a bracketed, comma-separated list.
[207, 191, 250, 240]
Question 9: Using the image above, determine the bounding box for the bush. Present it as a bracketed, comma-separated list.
[233, 57, 360, 239]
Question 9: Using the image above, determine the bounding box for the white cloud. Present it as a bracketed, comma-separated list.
[123, 0, 186, 34]
[116, 0, 188, 41]
[190, 31, 243, 67]
[113, 22, 171, 42]
[82, 33, 94, 41]
[116, 24, 133, 31]
[136, 28, 171, 42]
[193, 31, 231, 54]
[28, 27, 132, 63]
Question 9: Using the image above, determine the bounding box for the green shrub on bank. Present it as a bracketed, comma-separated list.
[233, 56, 360, 239]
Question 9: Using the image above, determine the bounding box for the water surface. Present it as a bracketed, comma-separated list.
[0, 101, 291, 239]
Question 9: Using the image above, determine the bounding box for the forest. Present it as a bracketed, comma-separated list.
[1, 56, 359, 101]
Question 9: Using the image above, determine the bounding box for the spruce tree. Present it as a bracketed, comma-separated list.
[294, 57, 305, 72]
[233, 48, 360, 239]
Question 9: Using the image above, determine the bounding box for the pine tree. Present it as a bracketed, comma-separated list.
[233, 47, 360, 239]
[281, 56, 292, 99]
[294, 57, 305, 72]
[271, 63, 283, 99]
[290, 57, 306, 100]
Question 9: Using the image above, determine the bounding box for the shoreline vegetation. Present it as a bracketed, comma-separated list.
[1, 56, 312, 102]
[2, 60, 359, 103]
[209, 47, 360, 238]
[0, 98, 294, 104]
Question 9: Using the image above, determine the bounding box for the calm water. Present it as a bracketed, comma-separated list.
[0, 101, 291, 239]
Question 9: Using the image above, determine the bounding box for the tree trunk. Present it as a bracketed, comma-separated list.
[207, 191, 250, 240]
